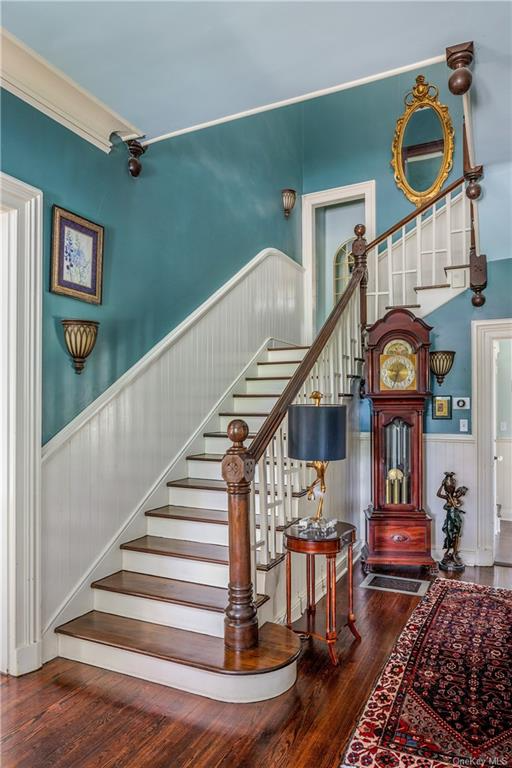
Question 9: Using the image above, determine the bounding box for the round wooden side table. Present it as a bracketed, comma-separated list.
[284, 521, 361, 665]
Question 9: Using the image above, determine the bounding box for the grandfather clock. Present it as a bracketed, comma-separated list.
[362, 308, 436, 572]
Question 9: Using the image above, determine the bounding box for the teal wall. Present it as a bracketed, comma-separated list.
[359, 259, 512, 433]
[425, 258, 512, 434]
[0, 89, 303, 443]
[302, 62, 464, 236]
[1, 58, 508, 443]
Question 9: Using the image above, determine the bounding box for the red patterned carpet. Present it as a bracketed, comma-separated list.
[342, 579, 512, 768]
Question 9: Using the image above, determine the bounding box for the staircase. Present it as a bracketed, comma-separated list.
[54, 174, 486, 703]
[55, 344, 313, 702]
[365, 177, 472, 323]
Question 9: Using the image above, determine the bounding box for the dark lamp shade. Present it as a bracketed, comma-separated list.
[287, 404, 347, 461]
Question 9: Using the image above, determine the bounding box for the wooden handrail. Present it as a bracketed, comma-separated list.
[249, 262, 366, 464]
[365, 175, 465, 252]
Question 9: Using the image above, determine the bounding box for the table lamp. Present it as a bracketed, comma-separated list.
[287, 392, 347, 533]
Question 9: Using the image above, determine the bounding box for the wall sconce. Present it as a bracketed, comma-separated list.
[126, 139, 146, 177]
[429, 350, 455, 385]
[62, 320, 99, 374]
[282, 188, 296, 218]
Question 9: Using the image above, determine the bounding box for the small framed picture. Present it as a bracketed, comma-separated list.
[432, 395, 452, 420]
[51, 206, 104, 304]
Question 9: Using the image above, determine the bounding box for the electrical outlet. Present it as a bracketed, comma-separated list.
[501, 421, 508, 433]
[459, 419, 469, 433]
[453, 397, 470, 410]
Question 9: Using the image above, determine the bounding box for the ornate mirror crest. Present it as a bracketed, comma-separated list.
[391, 75, 455, 207]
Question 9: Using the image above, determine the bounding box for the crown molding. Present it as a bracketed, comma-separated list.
[0, 28, 142, 153]
[144, 53, 444, 146]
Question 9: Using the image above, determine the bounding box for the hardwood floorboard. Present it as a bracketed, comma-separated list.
[2, 565, 510, 768]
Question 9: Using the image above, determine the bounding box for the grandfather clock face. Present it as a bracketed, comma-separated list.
[379, 339, 417, 391]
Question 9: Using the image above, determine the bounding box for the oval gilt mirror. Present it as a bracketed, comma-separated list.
[391, 76, 454, 207]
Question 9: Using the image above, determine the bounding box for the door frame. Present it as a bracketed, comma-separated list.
[0, 172, 43, 675]
[472, 317, 512, 565]
[302, 180, 376, 342]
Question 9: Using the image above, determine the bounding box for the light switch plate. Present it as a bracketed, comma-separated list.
[453, 397, 470, 410]
[459, 419, 469, 432]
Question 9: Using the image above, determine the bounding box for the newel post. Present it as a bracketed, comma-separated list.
[222, 420, 259, 651]
[352, 224, 368, 332]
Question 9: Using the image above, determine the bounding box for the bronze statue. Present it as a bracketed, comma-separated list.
[437, 471, 468, 572]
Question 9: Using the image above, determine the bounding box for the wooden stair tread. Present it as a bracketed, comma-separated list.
[167, 477, 306, 497]
[121, 535, 229, 564]
[414, 283, 450, 291]
[91, 570, 268, 612]
[203, 430, 256, 438]
[245, 376, 291, 381]
[445, 263, 470, 271]
[257, 360, 303, 366]
[187, 453, 226, 462]
[145, 505, 228, 525]
[268, 345, 309, 351]
[233, 394, 279, 399]
[56, 611, 301, 675]
[385, 304, 421, 310]
[218, 412, 269, 417]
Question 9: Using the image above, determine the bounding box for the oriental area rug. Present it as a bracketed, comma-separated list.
[341, 579, 512, 768]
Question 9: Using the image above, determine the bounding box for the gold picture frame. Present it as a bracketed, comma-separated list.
[432, 395, 452, 420]
[51, 206, 104, 304]
[391, 75, 455, 208]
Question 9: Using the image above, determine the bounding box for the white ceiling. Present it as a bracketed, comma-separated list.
[2, 1, 511, 162]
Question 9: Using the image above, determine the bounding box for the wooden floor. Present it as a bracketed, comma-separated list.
[495, 519, 512, 565]
[2, 564, 511, 768]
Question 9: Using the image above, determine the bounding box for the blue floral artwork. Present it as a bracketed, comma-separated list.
[51, 207, 104, 304]
[63, 226, 93, 288]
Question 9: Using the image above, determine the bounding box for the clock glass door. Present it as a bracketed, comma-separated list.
[384, 418, 411, 504]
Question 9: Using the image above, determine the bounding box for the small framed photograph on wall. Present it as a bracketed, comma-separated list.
[432, 395, 452, 420]
[51, 206, 104, 304]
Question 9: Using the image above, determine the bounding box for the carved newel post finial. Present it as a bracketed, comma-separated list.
[446, 41, 474, 95]
[222, 420, 258, 652]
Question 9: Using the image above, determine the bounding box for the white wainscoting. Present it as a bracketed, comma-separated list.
[359, 433, 478, 563]
[41, 249, 304, 637]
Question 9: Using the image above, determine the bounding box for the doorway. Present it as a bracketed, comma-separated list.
[493, 338, 512, 565]
[0, 173, 42, 675]
[472, 318, 512, 567]
[302, 181, 375, 341]
[314, 198, 365, 330]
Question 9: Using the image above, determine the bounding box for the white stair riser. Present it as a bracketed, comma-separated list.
[233, 395, 279, 412]
[122, 549, 229, 587]
[146, 515, 228, 545]
[187, 460, 224, 481]
[204, 436, 234, 453]
[58, 635, 297, 703]
[120, 549, 267, 599]
[219, 414, 267, 431]
[186, 458, 297, 486]
[257, 362, 301, 377]
[245, 379, 289, 395]
[267, 348, 307, 362]
[168, 485, 300, 515]
[93, 589, 225, 637]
